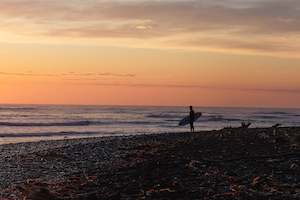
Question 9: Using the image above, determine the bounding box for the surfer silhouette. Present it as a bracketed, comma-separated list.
[189, 106, 195, 132]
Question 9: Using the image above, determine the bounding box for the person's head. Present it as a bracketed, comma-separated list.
[190, 106, 193, 110]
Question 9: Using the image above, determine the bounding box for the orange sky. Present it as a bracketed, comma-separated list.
[0, 0, 300, 107]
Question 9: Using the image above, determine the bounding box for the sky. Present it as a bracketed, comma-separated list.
[0, 0, 300, 107]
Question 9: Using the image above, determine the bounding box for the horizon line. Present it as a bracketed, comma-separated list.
[0, 103, 299, 110]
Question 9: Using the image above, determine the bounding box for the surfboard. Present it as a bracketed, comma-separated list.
[179, 112, 202, 126]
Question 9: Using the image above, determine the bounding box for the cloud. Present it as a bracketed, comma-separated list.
[2, 70, 299, 94]
[0, 0, 300, 56]
[84, 82, 300, 94]
[171, 35, 298, 53]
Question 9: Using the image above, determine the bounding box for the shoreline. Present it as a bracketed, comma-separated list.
[0, 125, 298, 146]
[0, 130, 200, 146]
[1, 127, 300, 199]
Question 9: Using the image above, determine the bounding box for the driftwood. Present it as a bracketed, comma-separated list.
[240, 122, 252, 129]
[272, 123, 282, 129]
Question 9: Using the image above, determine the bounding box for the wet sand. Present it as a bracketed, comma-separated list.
[0, 127, 300, 199]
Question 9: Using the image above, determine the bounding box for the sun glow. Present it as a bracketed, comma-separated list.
[0, 0, 299, 107]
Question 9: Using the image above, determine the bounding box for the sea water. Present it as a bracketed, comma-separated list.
[0, 105, 299, 144]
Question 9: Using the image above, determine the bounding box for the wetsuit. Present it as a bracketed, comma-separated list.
[190, 109, 195, 132]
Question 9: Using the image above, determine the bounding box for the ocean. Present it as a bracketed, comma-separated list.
[0, 105, 299, 144]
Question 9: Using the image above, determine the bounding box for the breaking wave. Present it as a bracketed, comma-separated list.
[200, 116, 241, 122]
[147, 114, 182, 119]
[0, 106, 37, 111]
[0, 120, 162, 127]
[0, 121, 91, 127]
[0, 131, 99, 138]
[254, 111, 291, 115]
[251, 115, 285, 119]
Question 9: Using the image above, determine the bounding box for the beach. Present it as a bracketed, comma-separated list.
[0, 127, 299, 199]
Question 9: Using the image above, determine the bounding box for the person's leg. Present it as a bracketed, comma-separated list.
[190, 122, 194, 132]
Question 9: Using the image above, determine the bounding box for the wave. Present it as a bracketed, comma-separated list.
[200, 116, 241, 122]
[0, 120, 163, 127]
[0, 106, 37, 111]
[117, 121, 162, 125]
[0, 121, 91, 127]
[251, 115, 284, 119]
[0, 131, 99, 138]
[254, 111, 291, 115]
[147, 114, 182, 119]
[148, 113, 242, 123]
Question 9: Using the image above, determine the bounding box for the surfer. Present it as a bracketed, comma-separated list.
[189, 106, 195, 132]
[178, 107, 201, 129]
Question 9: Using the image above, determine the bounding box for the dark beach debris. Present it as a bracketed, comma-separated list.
[0, 127, 300, 199]
[26, 187, 56, 200]
[272, 124, 282, 129]
[240, 122, 252, 129]
[271, 124, 282, 135]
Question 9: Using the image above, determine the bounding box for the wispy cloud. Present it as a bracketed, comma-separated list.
[2, 70, 299, 94]
[0, 0, 300, 56]
[78, 82, 300, 94]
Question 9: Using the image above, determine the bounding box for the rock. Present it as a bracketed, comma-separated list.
[258, 132, 269, 139]
[290, 163, 299, 170]
[251, 176, 262, 187]
[26, 187, 56, 200]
